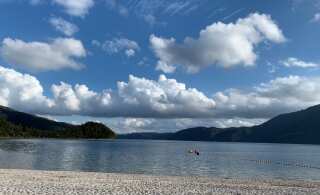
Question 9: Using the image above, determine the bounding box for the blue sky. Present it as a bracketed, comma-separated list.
[1, 0, 320, 133]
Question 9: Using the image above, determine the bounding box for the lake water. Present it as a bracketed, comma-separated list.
[0, 139, 319, 180]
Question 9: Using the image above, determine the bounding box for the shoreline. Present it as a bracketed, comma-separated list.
[0, 169, 319, 194]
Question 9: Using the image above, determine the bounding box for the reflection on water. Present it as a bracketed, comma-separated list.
[0, 140, 37, 153]
[0, 139, 319, 180]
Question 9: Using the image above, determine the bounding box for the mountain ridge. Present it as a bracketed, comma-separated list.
[118, 104, 320, 144]
[0, 106, 116, 139]
[1, 104, 320, 143]
[0, 105, 73, 131]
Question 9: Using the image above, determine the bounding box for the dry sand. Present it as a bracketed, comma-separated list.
[0, 169, 319, 194]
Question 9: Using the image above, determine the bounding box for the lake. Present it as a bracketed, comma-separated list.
[0, 139, 319, 180]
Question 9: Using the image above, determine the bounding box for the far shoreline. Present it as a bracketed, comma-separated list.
[1, 137, 320, 147]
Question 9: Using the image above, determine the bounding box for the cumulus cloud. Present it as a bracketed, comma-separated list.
[115, 118, 265, 133]
[120, 118, 155, 132]
[49, 17, 79, 36]
[53, 0, 94, 17]
[280, 57, 319, 68]
[0, 66, 216, 118]
[0, 66, 53, 113]
[0, 37, 86, 71]
[1, 66, 320, 122]
[51, 115, 266, 133]
[93, 38, 140, 57]
[113, 74, 216, 117]
[213, 75, 320, 118]
[150, 13, 286, 73]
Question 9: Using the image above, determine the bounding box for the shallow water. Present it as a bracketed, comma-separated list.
[0, 139, 319, 180]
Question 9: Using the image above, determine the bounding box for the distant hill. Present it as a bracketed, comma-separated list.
[0, 106, 116, 139]
[0, 106, 72, 131]
[119, 104, 320, 144]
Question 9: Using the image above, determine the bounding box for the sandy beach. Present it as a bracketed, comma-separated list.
[0, 169, 318, 195]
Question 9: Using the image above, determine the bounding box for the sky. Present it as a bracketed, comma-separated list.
[1, 0, 320, 133]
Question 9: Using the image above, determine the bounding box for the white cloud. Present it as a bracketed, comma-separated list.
[280, 57, 319, 68]
[0, 37, 86, 71]
[311, 13, 320, 22]
[155, 61, 176, 73]
[50, 115, 266, 133]
[49, 17, 79, 36]
[1, 66, 320, 122]
[110, 117, 266, 133]
[113, 74, 216, 118]
[121, 118, 155, 132]
[0, 66, 216, 118]
[125, 49, 135, 57]
[150, 13, 286, 73]
[93, 38, 140, 58]
[212, 118, 264, 128]
[52, 82, 82, 112]
[213, 75, 320, 118]
[53, 0, 94, 17]
[0, 66, 53, 113]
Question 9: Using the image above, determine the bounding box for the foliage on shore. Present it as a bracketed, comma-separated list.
[0, 118, 116, 139]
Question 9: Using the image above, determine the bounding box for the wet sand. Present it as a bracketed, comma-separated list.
[0, 169, 319, 194]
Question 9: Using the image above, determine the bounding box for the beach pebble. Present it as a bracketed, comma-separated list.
[0, 169, 318, 195]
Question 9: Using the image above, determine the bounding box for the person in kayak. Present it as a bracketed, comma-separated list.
[188, 149, 200, 155]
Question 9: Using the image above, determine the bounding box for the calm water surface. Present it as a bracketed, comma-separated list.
[0, 139, 319, 180]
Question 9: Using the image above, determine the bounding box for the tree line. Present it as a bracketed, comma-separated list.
[0, 118, 116, 139]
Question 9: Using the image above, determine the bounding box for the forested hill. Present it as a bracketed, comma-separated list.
[0, 106, 116, 139]
[119, 104, 320, 145]
[3, 103, 320, 143]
